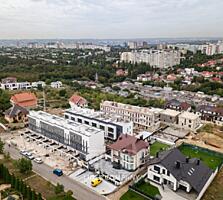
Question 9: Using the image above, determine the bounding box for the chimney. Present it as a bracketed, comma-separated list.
[186, 157, 189, 163]
[197, 159, 200, 165]
[175, 161, 181, 169]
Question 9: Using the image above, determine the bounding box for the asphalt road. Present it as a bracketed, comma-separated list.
[4, 144, 107, 200]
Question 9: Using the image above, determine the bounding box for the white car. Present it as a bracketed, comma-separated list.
[26, 152, 32, 157]
[27, 155, 35, 160]
[34, 157, 43, 164]
[20, 150, 28, 156]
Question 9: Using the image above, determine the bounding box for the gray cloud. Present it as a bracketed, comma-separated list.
[0, 0, 222, 39]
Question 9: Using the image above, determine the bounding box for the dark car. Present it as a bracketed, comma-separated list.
[53, 169, 63, 176]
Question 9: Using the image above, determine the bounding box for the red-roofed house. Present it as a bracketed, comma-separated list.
[10, 92, 37, 109]
[108, 134, 149, 171]
[69, 94, 88, 108]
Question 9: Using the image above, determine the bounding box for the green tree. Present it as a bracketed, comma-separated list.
[15, 158, 32, 173]
[0, 89, 10, 113]
[0, 138, 4, 154]
[54, 183, 64, 194]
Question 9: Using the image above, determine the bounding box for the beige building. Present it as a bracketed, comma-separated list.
[178, 111, 201, 131]
[100, 101, 160, 131]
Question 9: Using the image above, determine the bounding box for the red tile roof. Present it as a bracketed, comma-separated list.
[10, 92, 37, 108]
[69, 95, 87, 106]
[109, 134, 148, 155]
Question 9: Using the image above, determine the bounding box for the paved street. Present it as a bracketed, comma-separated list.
[3, 144, 107, 200]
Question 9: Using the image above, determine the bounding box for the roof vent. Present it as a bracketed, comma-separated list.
[175, 160, 181, 169]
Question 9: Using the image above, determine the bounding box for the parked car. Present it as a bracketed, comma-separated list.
[53, 169, 63, 176]
[20, 150, 27, 156]
[27, 155, 35, 160]
[34, 157, 43, 164]
[91, 178, 102, 187]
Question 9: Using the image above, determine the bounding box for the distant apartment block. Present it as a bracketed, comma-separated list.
[120, 49, 181, 69]
[100, 101, 160, 131]
[127, 41, 148, 49]
[28, 111, 105, 161]
[64, 107, 133, 140]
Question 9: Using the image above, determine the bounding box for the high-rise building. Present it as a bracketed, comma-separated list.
[120, 50, 181, 69]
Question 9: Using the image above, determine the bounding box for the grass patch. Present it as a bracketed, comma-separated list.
[25, 175, 55, 199]
[150, 141, 170, 156]
[178, 144, 223, 170]
[134, 180, 160, 198]
[120, 190, 146, 200]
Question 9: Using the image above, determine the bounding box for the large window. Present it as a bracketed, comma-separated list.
[78, 118, 82, 123]
[154, 165, 160, 174]
[92, 122, 97, 127]
[108, 127, 114, 133]
[153, 175, 160, 182]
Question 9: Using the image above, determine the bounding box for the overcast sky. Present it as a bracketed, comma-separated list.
[0, 0, 223, 39]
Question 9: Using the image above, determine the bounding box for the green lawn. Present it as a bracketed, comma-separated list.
[135, 181, 160, 198]
[178, 145, 223, 170]
[150, 141, 170, 156]
[120, 190, 146, 200]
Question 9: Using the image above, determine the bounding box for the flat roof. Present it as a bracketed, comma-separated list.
[65, 107, 132, 126]
[179, 111, 199, 120]
[28, 111, 103, 137]
[161, 109, 180, 117]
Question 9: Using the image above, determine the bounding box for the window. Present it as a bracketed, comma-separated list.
[78, 118, 82, 123]
[162, 169, 165, 174]
[167, 170, 170, 176]
[153, 175, 160, 182]
[100, 125, 105, 130]
[108, 127, 114, 132]
[85, 121, 89, 125]
[71, 117, 75, 121]
[92, 123, 97, 127]
[154, 166, 160, 174]
[65, 115, 69, 119]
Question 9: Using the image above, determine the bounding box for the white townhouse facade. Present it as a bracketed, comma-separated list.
[50, 81, 62, 88]
[28, 111, 105, 161]
[0, 82, 32, 90]
[100, 101, 160, 132]
[64, 107, 133, 140]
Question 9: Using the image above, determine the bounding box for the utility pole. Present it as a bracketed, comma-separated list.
[43, 89, 46, 112]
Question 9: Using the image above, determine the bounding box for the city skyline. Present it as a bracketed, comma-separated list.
[0, 0, 223, 39]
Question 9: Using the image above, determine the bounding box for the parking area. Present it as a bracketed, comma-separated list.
[69, 169, 117, 195]
[6, 130, 80, 175]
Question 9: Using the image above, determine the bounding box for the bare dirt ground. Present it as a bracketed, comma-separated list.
[202, 168, 223, 200]
[180, 124, 223, 154]
[46, 108, 65, 116]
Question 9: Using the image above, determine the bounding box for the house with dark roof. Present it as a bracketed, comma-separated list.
[4, 104, 29, 123]
[147, 148, 216, 200]
[165, 99, 191, 112]
[69, 94, 88, 108]
[108, 134, 149, 171]
[196, 105, 223, 126]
